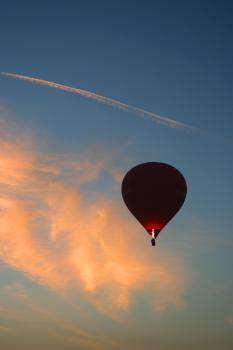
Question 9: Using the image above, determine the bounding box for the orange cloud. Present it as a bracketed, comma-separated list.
[0, 116, 189, 315]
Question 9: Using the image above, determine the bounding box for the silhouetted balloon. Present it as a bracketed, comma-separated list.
[121, 162, 187, 243]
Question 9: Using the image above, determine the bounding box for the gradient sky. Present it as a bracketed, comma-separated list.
[0, 1, 233, 349]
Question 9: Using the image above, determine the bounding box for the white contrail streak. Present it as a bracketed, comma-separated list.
[1, 72, 190, 129]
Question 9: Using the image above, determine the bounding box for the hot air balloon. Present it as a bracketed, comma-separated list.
[121, 162, 187, 246]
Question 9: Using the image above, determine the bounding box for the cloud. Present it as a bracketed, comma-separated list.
[1, 72, 191, 129]
[226, 313, 233, 325]
[0, 324, 12, 333]
[0, 113, 189, 316]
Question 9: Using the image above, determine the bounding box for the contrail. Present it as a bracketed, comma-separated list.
[1, 72, 190, 129]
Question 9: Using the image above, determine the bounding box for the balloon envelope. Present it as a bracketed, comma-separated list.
[121, 162, 187, 238]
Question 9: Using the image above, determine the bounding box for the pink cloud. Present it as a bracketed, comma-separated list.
[0, 116, 189, 315]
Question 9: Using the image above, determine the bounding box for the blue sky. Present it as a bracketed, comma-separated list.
[0, 1, 232, 349]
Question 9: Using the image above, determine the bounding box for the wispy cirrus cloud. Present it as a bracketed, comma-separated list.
[1, 72, 192, 129]
[0, 113, 189, 316]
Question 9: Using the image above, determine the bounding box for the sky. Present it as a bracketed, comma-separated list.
[0, 1, 233, 349]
